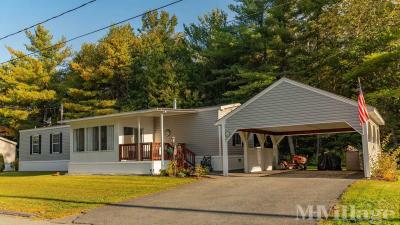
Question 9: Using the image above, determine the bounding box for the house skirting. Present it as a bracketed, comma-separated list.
[19, 160, 69, 172]
[195, 155, 244, 171]
[68, 161, 170, 175]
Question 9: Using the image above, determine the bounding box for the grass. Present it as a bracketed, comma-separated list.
[0, 172, 196, 219]
[321, 172, 400, 225]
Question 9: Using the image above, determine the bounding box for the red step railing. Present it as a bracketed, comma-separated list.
[179, 143, 196, 167]
[120, 143, 175, 161]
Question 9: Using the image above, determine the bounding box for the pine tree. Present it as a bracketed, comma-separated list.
[128, 11, 198, 109]
[0, 25, 71, 135]
[65, 24, 136, 118]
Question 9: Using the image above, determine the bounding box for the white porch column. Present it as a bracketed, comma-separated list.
[114, 121, 120, 161]
[362, 121, 371, 178]
[221, 123, 229, 176]
[137, 117, 141, 160]
[238, 131, 249, 173]
[271, 135, 285, 168]
[218, 125, 222, 156]
[256, 133, 266, 170]
[160, 113, 165, 168]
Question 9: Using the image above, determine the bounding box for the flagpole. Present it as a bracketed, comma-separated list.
[358, 77, 371, 178]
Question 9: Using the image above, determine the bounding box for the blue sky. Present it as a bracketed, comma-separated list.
[0, 0, 235, 62]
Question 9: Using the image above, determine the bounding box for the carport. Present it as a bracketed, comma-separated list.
[216, 78, 385, 178]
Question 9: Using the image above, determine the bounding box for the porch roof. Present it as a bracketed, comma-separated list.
[61, 108, 197, 124]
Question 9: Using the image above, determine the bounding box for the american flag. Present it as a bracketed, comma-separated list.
[358, 78, 369, 125]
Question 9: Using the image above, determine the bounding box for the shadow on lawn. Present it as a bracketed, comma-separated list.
[0, 172, 66, 177]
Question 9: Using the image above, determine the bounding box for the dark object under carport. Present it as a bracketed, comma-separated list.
[318, 152, 342, 170]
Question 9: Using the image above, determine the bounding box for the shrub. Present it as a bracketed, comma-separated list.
[372, 147, 400, 181]
[166, 160, 178, 177]
[176, 171, 186, 178]
[159, 169, 168, 176]
[193, 165, 209, 178]
[0, 154, 4, 172]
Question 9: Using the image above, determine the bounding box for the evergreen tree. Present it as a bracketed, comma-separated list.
[311, 0, 400, 145]
[65, 24, 136, 118]
[128, 11, 198, 109]
[0, 25, 70, 135]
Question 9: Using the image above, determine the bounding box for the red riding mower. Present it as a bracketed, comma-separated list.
[279, 154, 308, 170]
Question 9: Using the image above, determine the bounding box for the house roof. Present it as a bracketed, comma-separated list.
[61, 108, 198, 124]
[19, 125, 70, 133]
[0, 137, 17, 145]
[216, 77, 385, 126]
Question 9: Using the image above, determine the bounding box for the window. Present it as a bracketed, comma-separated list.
[31, 135, 41, 154]
[232, 133, 241, 146]
[86, 127, 99, 151]
[124, 127, 134, 136]
[74, 128, 85, 152]
[101, 126, 107, 150]
[74, 125, 114, 152]
[51, 133, 62, 153]
[100, 125, 114, 150]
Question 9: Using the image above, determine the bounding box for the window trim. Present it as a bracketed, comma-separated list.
[73, 125, 115, 152]
[32, 135, 41, 154]
[51, 133, 62, 154]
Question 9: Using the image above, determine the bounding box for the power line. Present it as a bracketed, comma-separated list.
[0, 0, 184, 65]
[0, 0, 97, 41]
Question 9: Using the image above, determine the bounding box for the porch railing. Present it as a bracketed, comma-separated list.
[119, 144, 138, 161]
[119, 142, 173, 161]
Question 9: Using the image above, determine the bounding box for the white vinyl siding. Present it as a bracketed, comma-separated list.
[19, 126, 70, 162]
[225, 81, 362, 137]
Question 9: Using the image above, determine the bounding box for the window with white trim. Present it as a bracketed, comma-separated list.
[52, 133, 61, 153]
[86, 127, 99, 151]
[73, 128, 85, 152]
[32, 135, 41, 154]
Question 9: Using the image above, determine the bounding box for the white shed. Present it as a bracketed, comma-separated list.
[216, 78, 384, 178]
[0, 137, 17, 171]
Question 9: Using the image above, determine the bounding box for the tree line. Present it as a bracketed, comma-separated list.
[0, 0, 399, 147]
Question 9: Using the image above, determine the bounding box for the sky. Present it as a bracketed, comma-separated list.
[0, 0, 235, 62]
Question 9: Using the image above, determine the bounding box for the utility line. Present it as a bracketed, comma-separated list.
[0, 0, 184, 65]
[0, 0, 97, 41]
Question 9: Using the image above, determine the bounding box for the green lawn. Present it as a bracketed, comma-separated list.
[0, 172, 196, 219]
[321, 175, 400, 225]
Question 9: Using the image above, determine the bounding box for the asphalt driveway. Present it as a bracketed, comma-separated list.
[73, 171, 362, 225]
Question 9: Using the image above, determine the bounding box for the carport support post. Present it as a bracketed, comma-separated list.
[222, 123, 229, 176]
[256, 133, 266, 170]
[271, 135, 285, 168]
[238, 131, 249, 173]
[362, 121, 371, 178]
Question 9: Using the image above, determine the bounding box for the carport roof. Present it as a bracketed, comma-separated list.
[237, 122, 356, 136]
[216, 78, 384, 127]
